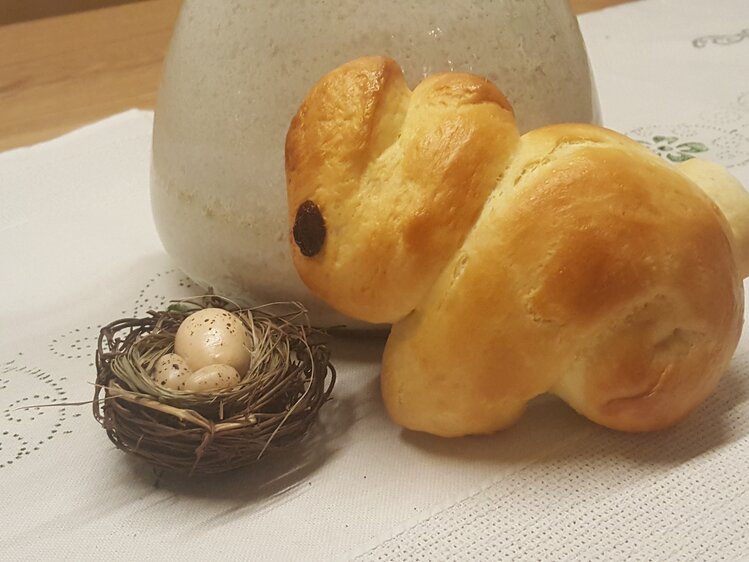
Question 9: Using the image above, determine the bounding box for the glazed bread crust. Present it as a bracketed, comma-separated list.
[286, 57, 747, 436]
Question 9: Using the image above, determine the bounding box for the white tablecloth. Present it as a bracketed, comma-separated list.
[2, 0, 749, 559]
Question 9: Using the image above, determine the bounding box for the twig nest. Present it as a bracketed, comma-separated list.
[174, 307, 252, 373]
[93, 297, 336, 475]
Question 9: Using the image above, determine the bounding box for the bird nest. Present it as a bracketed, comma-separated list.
[93, 297, 336, 475]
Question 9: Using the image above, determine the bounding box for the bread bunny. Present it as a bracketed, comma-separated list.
[286, 56, 749, 436]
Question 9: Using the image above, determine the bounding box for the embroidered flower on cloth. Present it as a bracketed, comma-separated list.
[640, 135, 708, 163]
[693, 28, 749, 48]
[629, 121, 749, 169]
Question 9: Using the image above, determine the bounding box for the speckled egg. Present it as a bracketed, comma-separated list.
[183, 364, 241, 393]
[152, 353, 192, 390]
[174, 308, 252, 374]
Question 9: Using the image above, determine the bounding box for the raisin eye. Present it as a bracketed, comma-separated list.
[293, 200, 326, 257]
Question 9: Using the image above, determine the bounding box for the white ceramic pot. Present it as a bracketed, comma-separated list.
[151, 0, 600, 327]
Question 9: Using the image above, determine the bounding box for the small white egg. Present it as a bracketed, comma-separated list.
[174, 308, 251, 374]
[183, 364, 241, 393]
[152, 353, 192, 390]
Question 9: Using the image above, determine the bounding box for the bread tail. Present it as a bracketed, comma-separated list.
[679, 159, 749, 278]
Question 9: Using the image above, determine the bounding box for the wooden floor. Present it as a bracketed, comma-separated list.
[0, 0, 149, 25]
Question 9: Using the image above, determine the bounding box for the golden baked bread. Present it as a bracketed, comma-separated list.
[285, 56, 749, 436]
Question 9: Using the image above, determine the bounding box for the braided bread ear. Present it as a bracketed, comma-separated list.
[286, 56, 520, 323]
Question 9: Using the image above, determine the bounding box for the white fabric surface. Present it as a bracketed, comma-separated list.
[2, 0, 749, 559]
